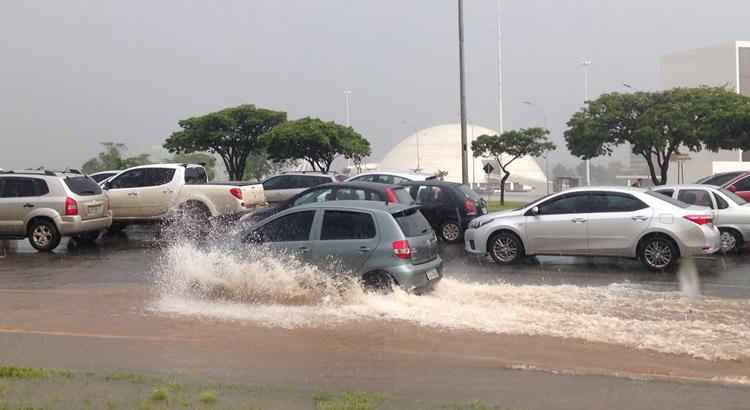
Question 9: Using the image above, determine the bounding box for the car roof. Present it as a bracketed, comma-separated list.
[0, 170, 84, 178]
[562, 186, 647, 194]
[656, 184, 723, 190]
[293, 200, 417, 213]
[401, 180, 461, 187]
[124, 163, 203, 171]
[314, 181, 404, 190]
[274, 172, 337, 177]
[348, 170, 436, 179]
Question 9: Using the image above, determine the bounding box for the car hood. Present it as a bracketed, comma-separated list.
[472, 208, 525, 224]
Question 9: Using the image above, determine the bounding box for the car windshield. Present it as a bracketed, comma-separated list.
[394, 208, 431, 237]
[645, 190, 690, 208]
[720, 188, 747, 205]
[457, 184, 481, 200]
[64, 176, 103, 196]
[698, 172, 744, 186]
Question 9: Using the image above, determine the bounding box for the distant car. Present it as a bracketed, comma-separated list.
[238, 201, 443, 293]
[102, 164, 264, 228]
[345, 171, 438, 184]
[698, 171, 750, 202]
[402, 181, 486, 243]
[654, 184, 750, 253]
[0, 170, 112, 251]
[465, 187, 721, 271]
[239, 181, 414, 225]
[262, 172, 338, 204]
[89, 170, 120, 184]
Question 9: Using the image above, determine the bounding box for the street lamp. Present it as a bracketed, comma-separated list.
[458, 0, 469, 184]
[581, 60, 592, 186]
[623, 82, 636, 91]
[522, 101, 550, 194]
[344, 90, 352, 127]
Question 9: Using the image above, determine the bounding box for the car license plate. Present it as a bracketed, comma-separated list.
[87, 205, 102, 216]
[426, 270, 439, 281]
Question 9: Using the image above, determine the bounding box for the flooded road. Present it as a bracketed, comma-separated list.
[1, 229, 750, 408]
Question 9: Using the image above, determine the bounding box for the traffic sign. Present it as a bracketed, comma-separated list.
[483, 162, 495, 175]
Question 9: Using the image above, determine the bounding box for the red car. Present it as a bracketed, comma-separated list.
[698, 171, 750, 201]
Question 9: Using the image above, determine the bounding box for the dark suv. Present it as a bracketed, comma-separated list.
[402, 181, 486, 243]
[262, 172, 338, 203]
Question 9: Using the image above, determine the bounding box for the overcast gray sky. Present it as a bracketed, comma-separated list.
[2, 0, 749, 171]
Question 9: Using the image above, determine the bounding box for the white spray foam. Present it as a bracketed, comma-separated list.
[152, 243, 750, 361]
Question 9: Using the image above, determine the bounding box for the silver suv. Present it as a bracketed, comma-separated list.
[0, 171, 112, 251]
[239, 201, 443, 293]
[262, 172, 339, 203]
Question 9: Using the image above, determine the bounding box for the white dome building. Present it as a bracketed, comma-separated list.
[379, 124, 548, 190]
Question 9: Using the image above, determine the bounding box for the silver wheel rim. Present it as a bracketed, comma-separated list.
[643, 239, 673, 269]
[721, 231, 737, 252]
[442, 223, 460, 241]
[32, 225, 53, 247]
[492, 236, 518, 263]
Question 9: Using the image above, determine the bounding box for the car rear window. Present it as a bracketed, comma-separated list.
[457, 184, 481, 200]
[64, 176, 102, 196]
[645, 191, 689, 208]
[394, 208, 432, 237]
[393, 187, 414, 203]
[699, 172, 744, 186]
[721, 189, 747, 205]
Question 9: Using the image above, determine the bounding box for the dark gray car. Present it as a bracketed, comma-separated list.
[239, 201, 443, 293]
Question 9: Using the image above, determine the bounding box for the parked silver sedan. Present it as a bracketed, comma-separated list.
[464, 187, 721, 271]
[653, 184, 750, 253]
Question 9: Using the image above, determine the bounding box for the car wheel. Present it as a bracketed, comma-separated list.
[28, 219, 61, 252]
[440, 222, 462, 243]
[488, 231, 524, 264]
[720, 229, 743, 253]
[361, 271, 394, 294]
[638, 235, 679, 271]
[73, 231, 100, 244]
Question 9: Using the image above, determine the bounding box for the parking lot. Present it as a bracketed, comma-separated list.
[1, 227, 749, 408]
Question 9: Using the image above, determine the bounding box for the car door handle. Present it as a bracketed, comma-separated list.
[297, 246, 310, 253]
[22, 203, 34, 208]
[631, 216, 649, 221]
[358, 246, 371, 253]
[162, 190, 174, 194]
[128, 192, 139, 197]
[571, 217, 587, 223]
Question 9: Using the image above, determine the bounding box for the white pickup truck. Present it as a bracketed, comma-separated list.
[101, 163, 265, 227]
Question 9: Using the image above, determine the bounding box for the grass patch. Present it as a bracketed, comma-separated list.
[0, 366, 70, 380]
[198, 389, 217, 405]
[444, 400, 497, 410]
[105, 372, 150, 384]
[486, 201, 525, 213]
[149, 387, 169, 402]
[314, 391, 384, 410]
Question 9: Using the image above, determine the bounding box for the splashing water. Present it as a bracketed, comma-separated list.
[153, 243, 750, 361]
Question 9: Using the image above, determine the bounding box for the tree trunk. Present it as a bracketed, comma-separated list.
[500, 171, 510, 205]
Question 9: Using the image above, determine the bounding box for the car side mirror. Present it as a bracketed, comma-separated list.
[102, 182, 111, 190]
[728, 185, 738, 193]
[529, 206, 540, 216]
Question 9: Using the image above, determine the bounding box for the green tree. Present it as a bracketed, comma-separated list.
[565, 87, 750, 185]
[243, 151, 297, 181]
[81, 143, 152, 174]
[166, 152, 217, 181]
[164, 104, 286, 180]
[261, 117, 371, 173]
[472, 128, 556, 205]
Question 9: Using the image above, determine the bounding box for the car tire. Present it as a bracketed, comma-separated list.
[720, 229, 743, 254]
[108, 223, 126, 233]
[27, 219, 61, 252]
[439, 221, 462, 243]
[73, 231, 100, 244]
[178, 202, 211, 228]
[361, 271, 394, 294]
[487, 231, 524, 264]
[638, 235, 679, 271]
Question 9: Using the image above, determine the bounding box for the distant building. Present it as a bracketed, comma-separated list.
[657, 41, 750, 182]
[378, 124, 548, 190]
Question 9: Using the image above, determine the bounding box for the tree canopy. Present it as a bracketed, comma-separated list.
[472, 127, 555, 204]
[260, 117, 371, 173]
[163, 104, 286, 180]
[81, 143, 152, 174]
[564, 87, 750, 185]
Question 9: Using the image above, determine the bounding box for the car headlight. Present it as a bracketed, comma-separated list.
[470, 218, 494, 229]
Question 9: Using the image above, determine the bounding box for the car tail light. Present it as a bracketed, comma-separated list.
[684, 215, 713, 225]
[64, 197, 78, 216]
[384, 188, 398, 203]
[392, 240, 412, 260]
[230, 187, 243, 200]
[464, 199, 477, 216]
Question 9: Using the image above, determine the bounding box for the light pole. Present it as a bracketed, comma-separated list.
[496, 0, 504, 134]
[458, 0, 469, 184]
[523, 101, 550, 194]
[344, 90, 352, 127]
[581, 60, 592, 185]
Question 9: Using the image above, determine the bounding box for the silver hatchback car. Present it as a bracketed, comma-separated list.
[653, 184, 750, 253]
[239, 201, 443, 293]
[0, 170, 112, 251]
[465, 187, 721, 271]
